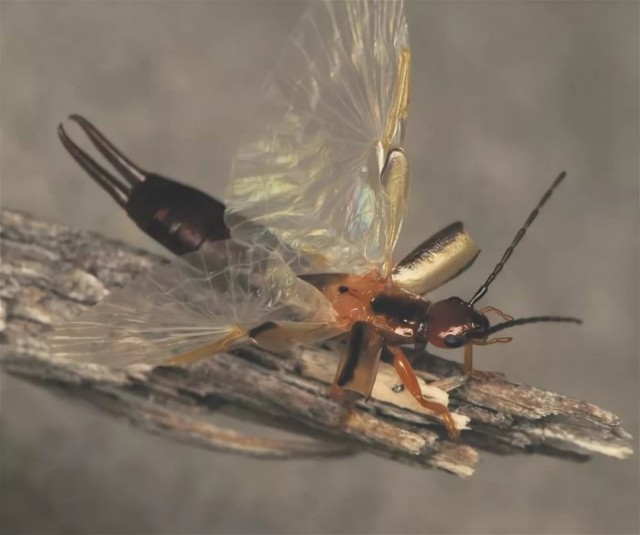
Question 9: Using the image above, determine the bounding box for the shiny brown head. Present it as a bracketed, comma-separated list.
[423, 297, 489, 348]
[421, 172, 582, 350]
[422, 295, 581, 350]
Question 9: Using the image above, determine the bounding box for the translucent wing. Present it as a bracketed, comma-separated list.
[225, 0, 411, 276]
[51, 240, 339, 368]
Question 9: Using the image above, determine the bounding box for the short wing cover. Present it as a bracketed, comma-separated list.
[51, 240, 337, 367]
[225, 0, 410, 276]
[392, 222, 481, 295]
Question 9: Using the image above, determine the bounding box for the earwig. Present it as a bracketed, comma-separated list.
[55, 2, 580, 442]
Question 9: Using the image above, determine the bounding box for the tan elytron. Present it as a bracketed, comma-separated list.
[392, 222, 481, 295]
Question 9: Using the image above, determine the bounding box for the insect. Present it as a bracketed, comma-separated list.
[53, 0, 581, 439]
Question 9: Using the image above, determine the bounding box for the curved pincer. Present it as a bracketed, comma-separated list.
[58, 115, 230, 255]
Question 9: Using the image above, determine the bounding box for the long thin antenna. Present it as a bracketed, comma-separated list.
[484, 315, 582, 337]
[469, 171, 567, 306]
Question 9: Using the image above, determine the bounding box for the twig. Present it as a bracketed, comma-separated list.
[0, 210, 633, 477]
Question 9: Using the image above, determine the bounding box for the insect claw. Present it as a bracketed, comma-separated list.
[58, 115, 149, 207]
[68, 114, 147, 185]
[59, 115, 231, 255]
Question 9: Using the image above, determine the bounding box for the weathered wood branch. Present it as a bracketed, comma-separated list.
[0, 210, 633, 477]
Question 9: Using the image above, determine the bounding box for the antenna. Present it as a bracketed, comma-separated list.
[484, 315, 582, 337]
[469, 171, 567, 306]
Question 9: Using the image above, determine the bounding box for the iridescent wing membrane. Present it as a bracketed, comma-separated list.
[52, 241, 338, 367]
[52, 0, 412, 368]
[225, 0, 411, 276]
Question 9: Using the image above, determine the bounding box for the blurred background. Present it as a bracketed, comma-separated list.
[1, 1, 638, 533]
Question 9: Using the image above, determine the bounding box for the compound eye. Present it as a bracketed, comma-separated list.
[443, 334, 464, 348]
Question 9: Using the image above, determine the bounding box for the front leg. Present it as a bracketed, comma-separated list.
[478, 306, 513, 322]
[387, 345, 460, 440]
[463, 335, 514, 376]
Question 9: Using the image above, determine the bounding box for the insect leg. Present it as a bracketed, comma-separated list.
[478, 306, 513, 322]
[469, 306, 513, 375]
[463, 343, 474, 376]
[388, 345, 460, 439]
[331, 322, 383, 401]
[463, 338, 512, 376]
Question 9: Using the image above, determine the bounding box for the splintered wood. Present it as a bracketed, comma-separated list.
[0, 210, 633, 477]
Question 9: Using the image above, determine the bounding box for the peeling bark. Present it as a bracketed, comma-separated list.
[0, 210, 633, 477]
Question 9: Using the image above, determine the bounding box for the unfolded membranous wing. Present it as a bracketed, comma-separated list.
[225, 0, 411, 276]
[51, 240, 339, 367]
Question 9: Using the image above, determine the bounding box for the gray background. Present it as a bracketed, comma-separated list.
[1, 1, 638, 533]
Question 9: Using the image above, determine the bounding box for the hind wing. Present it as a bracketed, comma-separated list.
[225, 0, 411, 276]
[51, 240, 340, 368]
